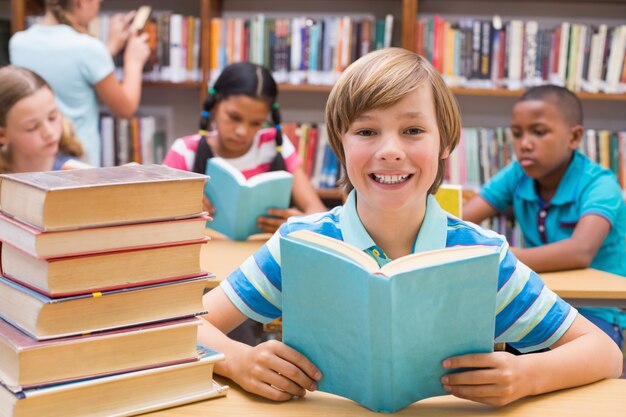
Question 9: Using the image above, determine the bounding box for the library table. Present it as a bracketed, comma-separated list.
[202, 231, 267, 289]
[145, 377, 626, 417]
[202, 234, 626, 309]
[540, 268, 626, 308]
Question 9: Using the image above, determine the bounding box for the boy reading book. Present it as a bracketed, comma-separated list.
[198, 48, 623, 408]
[463, 85, 626, 348]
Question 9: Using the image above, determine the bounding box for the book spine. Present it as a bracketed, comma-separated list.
[368, 275, 393, 412]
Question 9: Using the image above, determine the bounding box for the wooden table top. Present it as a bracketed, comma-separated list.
[145, 378, 626, 417]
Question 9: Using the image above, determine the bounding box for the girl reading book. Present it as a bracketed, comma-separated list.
[163, 62, 326, 234]
[9, 0, 150, 166]
[0, 66, 90, 173]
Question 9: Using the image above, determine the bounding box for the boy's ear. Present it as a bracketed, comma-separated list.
[569, 125, 584, 149]
[0, 127, 7, 146]
[440, 145, 451, 160]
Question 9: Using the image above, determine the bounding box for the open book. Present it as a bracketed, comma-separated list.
[280, 229, 499, 413]
[204, 157, 293, 240]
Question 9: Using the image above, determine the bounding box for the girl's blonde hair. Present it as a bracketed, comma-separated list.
[325, 47, 461, 194]
[0, 65, 84, 174]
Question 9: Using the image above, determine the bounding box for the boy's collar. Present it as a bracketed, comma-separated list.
[339, 190, 448, 255]
[517, 151, 582, 205]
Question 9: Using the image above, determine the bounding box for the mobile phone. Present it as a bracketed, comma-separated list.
[131, 5, 152, 32]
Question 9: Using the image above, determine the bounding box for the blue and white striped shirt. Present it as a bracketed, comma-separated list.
[222, 191, 576, 352]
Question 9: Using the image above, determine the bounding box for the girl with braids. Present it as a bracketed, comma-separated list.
[0, 66, 91, 173]
[9, 0, 150, 166]
[163, 62, 326, 234]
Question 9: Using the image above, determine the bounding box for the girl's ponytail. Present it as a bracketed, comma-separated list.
[191, 89, 217, 174]
[268, 102, 287, 172]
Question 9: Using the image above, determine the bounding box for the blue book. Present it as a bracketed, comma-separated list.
[281, 230, 499, 413]
[204, 157, 293, 241]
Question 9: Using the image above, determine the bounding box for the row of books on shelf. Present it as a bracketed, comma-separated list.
[283, 122, 340, 189]
[416, 16, 626, 93]
[88, 12, 202, 83]
[447, 127, 626, 193]
[99, 113, 168, 167]
[209, 14, 394, 85]
[0, 165, 228, 416]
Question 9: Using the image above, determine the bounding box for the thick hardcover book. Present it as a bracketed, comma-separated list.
[0, 317, 201, 392]
[204, 157, 293, 241]
[0, 345, 228, 417]
[0, 212, 208, 259]
[0, 238, 208, 297]
[280, 230, 499, 413]
[0, 164, 207, 231]
[0, 275, 209, 340]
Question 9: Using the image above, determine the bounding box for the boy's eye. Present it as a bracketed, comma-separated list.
[356, 129, 376, 137]
[511, 129, 522, 139]
[533, 129, 547, 137]
[404, 127, 423, 135]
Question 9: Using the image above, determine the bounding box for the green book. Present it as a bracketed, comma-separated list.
[205, 157, 293, 241]
[281, 230, 499, 412]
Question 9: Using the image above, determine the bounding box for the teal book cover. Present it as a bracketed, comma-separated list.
[204, 158, 293, 241]
[281, 230, 499, 413]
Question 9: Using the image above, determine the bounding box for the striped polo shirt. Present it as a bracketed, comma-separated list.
[162, 128, 301, 178]
[222, 191, 577, 353]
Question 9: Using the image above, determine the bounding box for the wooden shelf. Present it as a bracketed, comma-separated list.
[279, 84, 626, 101]
[142, 81, 203, 89]
[278, 83, 333, 93]
[450, 87, 626, 101]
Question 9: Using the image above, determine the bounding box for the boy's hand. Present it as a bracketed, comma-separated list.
[441, 351, 532, 406]
[232, 339, 322, 401]
[256, 208, 303, 233]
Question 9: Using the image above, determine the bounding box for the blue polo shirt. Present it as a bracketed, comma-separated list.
[481, 151, 626, 327]
[222, 191, 576, 352]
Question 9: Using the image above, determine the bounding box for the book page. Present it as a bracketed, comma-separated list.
[246, 170, 293, 187]
[382, 245, 496, 276]
[287, 229, 379, 272]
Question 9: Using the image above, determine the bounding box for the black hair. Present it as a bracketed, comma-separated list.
[518, 85, 583, 126]
[192, 62, 285, 174]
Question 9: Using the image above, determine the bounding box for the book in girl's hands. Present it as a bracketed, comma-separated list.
[0, 275, 208, 340]
[204, 157, 293, 241]
[280, 230, 499, 413]
[0, 344, 228, 417]
[1, 238, 207, 297]
[0, 212, 209, 259]
[0, 316, 201, 392]
[0, 164, 207, 231]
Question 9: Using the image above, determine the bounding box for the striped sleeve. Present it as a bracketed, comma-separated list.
[162, 136, 198, 171]
[446, 218, 576, 352]
[220, 209, 344, 323]
[494, 248, 576, 352]
[280, 134, 302, 173]
[220, 226, 287, 323]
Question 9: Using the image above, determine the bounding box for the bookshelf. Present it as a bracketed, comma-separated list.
[10, 0, 212, 101]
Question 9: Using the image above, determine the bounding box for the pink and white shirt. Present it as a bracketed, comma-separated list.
[162, 128, 301, 179]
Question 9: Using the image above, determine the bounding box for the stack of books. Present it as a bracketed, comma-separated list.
[0, 165, 228, 417]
